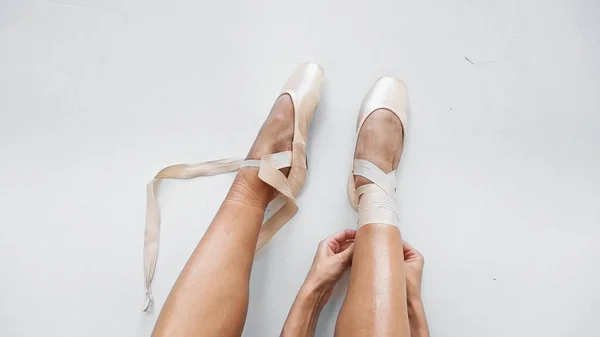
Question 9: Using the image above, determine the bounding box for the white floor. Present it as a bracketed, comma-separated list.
[1, 0, 599, 336]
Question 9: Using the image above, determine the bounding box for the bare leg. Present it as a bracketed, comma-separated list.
[335, 109, 409, 337]
[152, 95, 294, 337]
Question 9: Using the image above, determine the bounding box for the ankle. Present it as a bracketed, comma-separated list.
[226, 168, 275, 209]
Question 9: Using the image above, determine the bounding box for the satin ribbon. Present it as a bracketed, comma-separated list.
[351, 159, 399, 228]
[143, 151, 294, 311]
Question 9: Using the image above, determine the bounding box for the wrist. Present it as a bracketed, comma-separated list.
[302, 274, 333, 294]
[281, 282, 329, 337]
[298, 280, 329, 306]
[407, 296, 425, 318]
[407, 297, 430, 337]
[407, 292, 422, 305]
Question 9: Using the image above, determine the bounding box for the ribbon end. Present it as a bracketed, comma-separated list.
[142, 290, 153, 312]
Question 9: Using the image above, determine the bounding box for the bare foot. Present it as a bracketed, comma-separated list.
[354, 109, 404, 189]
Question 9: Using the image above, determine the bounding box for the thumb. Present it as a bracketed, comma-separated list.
[336, 242, 355, 265]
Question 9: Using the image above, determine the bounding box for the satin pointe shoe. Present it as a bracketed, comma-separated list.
[142, 63, 324, 311]
[347, 77, 408, 228]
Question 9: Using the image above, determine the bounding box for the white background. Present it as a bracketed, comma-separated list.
[1, 0, 599, 336]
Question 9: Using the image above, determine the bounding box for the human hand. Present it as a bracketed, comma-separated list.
[303, 229, 356, 299]
[403, 241, 430, 336]
[403, 240, 424, 301]
[281, 230, 356, 337]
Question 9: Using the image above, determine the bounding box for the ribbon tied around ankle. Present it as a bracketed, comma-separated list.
[351, 159, 399, 228]
[143, 151, 295, 312]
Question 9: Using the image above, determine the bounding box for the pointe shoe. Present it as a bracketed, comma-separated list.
[142, 63, 324, 311]
[347, 77, 408, 228]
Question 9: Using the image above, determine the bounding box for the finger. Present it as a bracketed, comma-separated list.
[324, 229, 356, 253]
[337, 242, 355, 265]
[328, 229, 357, 245]
[339, 239, 355, 252]
[321, 238, 340, 254]
[402, 240, 415, 253]
[402, 240, 424, 261]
